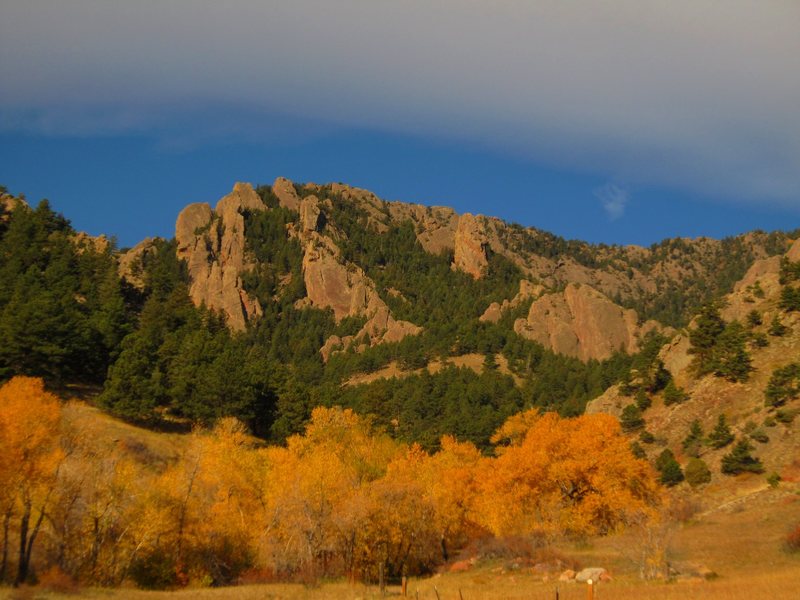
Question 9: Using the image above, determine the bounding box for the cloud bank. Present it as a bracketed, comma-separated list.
[1, 1, 799, 206]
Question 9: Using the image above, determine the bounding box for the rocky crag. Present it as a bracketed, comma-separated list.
[136, 176, 793, 362]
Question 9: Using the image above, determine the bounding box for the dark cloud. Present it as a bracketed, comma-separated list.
[1, 1, 798, 205]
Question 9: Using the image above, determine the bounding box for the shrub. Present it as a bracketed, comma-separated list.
[746, 309, 762, 327]
[768, 315, 789, 337]
[685, 458, 712, 487]
[639, 430, 655, 444]
[767, 472, 782, 488]
[776, 408, 798, 424]
[635, 388, 651, 410]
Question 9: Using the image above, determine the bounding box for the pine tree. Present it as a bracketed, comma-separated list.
[620, 404, 645, 432]
[708, 415, 734, 449]
[655, 449, 684, 487]
[721, 439, 764, 475]
[688, 303, 725, 375]
[663, 380, 689, 405]
[682, 419, 704, 457]
[710, 321, 752, 382]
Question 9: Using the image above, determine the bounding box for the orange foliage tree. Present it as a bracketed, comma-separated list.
[0, 377, 64, 585]
[474, 410, 662, 540]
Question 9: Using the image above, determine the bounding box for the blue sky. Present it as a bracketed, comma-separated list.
[1, 2, 799, 249]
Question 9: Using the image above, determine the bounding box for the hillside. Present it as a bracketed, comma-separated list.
[1, 180, 798, 450]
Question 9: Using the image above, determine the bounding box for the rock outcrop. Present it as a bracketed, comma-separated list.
[480, 279, 544, 323]
[118, 238, 159, 290]
[175, 182, 265, 331]
[452, 213, 489, 279]
[514, 283, 656, 361]
[301, 234, 422, 360]
[272, 176, 301, 211]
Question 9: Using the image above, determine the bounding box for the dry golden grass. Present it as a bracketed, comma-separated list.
[5, 567, 800, 600]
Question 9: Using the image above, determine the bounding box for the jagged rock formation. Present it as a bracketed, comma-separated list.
[514, 283, 659, 361]
[452, 213, 489, 279]
[273, 176, 301, 211]
[175, 183, 264, 331]
[480, 279, 544, 323]
[300, 229, 422, 361]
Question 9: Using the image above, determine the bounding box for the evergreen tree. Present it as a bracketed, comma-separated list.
[620, 404, 645, 432]
[682, 419, 704, 457]
[663, 380, 689, 405]
[708, 415, 734, 449]
[721, 439, 764, 474]
[710, 321, 752, 382]
[688, 303, 725, 375]
[655, 449, 684, 487]
[635, 388, 651, 410]
[764, 363, 800, 408]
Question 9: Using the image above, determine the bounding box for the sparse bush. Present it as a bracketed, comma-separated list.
[767, 472, 782, 488]
[630, 441, 646, 459]
[776, 408, 799, 424]
[768, 315, 789, 336]
[37, 566, 80, 594]
[685, 458, 712, 487]
[746, 309, 762, 327]
[636, 388, 651, 410]
[639, 430, 655, 444]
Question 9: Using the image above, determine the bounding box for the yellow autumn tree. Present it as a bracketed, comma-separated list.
[264, 407, 400, 582]
[0, 376, 64, 585]
[475, 410, 662, 540]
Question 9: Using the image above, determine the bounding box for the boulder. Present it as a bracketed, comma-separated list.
[558, 569, 576, 582]
[575, 567, 608, 583]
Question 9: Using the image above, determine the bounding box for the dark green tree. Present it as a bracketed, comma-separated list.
[682, 419, 704, 457]
[663, 380, 689, 406]
[721, 439, 764, 475]
[655, 449, 684, 487]
[710, 321, 752, 382]
[708, 415, 734, 449]
[688, 303, 725, 375]
[764, 363, 800, 408]
[620, 404, 645, 432]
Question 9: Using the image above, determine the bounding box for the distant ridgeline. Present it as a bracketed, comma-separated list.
[0, 181, 796, 450]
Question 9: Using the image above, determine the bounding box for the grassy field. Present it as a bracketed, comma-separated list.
[4, 567, 800, 600]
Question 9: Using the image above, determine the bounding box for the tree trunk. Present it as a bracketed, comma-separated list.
[15, 502, 31, 586]
[1, 508, 10, 583]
